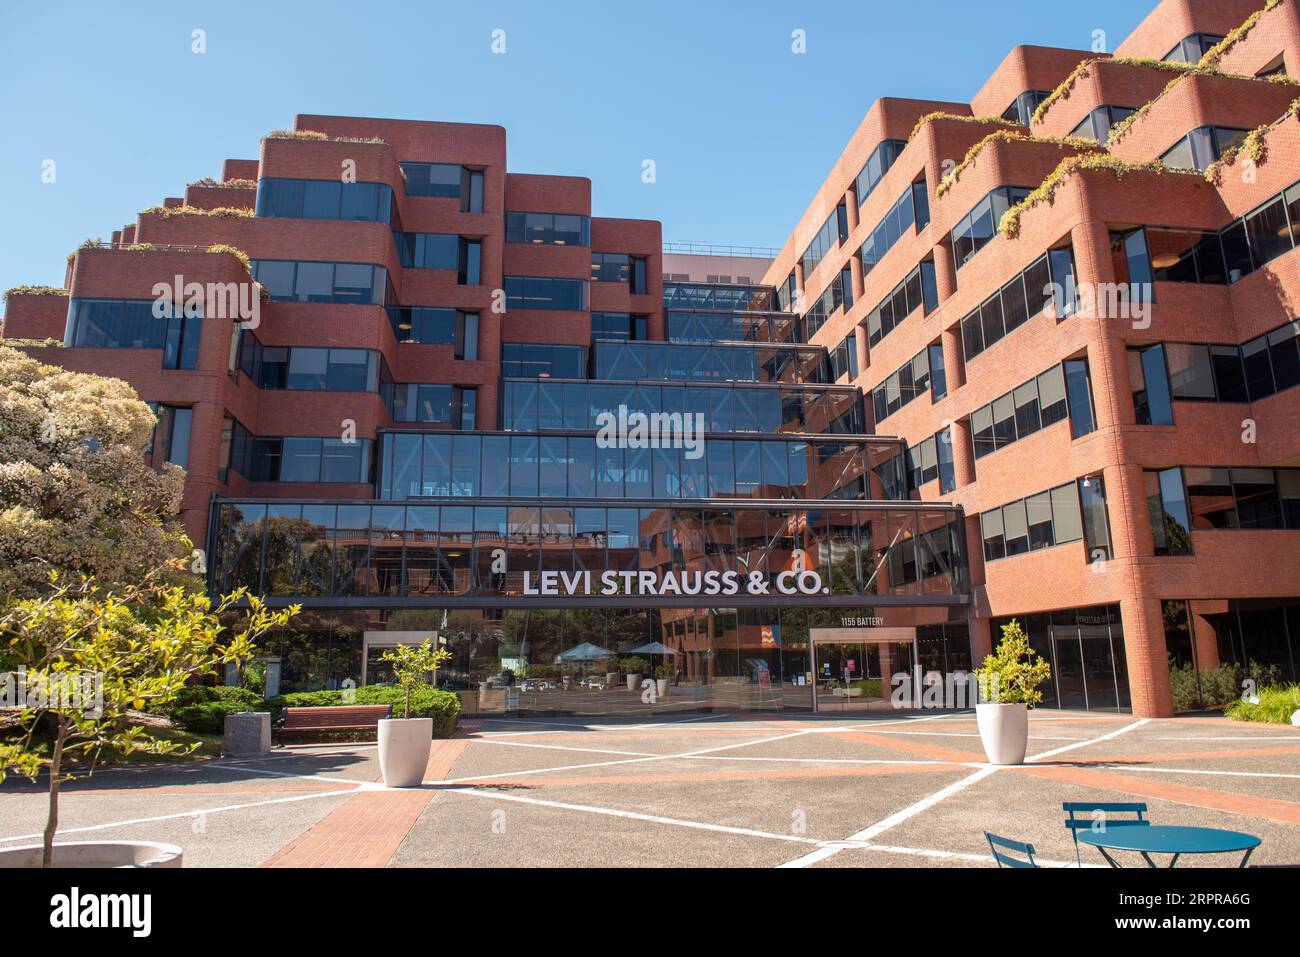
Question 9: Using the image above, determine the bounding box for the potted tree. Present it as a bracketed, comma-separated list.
[0, 575, 295, 868]
[973, 620, 1051, 765]
[620, 657, 646, 692]
[654, 664, 673, 700]
[377, 640, 451, 787]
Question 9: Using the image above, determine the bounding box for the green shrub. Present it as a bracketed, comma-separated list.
[1225, 685, 1300, 724]
[1168, 659, 1284, 711]
[166, 685, 265, 733]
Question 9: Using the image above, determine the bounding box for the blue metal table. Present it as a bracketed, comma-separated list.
[1077, 825, 1261, 868]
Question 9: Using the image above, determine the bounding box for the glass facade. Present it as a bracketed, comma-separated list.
[594, 340, 829, 384]
[501, 379, 865, 435]
[376, 431, 905, 503]
[213, 499, 967, 603]
[991, 605, 1130, 711]
[207, 267, 982, 713]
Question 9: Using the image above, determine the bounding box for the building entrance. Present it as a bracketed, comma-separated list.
[809, 628, 918, 713]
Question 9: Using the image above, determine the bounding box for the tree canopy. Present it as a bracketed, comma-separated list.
[0, 345, 191, 599]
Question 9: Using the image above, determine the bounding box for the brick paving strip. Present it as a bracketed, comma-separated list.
[262, 731, 474, 868]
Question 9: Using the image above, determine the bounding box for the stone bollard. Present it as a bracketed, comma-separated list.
[223, 711, 271, 757]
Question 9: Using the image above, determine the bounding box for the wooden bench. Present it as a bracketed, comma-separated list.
[275, 704, 392, 743]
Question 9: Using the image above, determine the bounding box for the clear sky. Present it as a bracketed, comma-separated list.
[0, 0, 1153, 295]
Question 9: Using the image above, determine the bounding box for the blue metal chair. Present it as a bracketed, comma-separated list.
[985, 832, 1039, 868]
[1063, 802, 1149, 867]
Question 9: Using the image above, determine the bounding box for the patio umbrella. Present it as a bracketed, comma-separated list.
[625, 642, 680, 655]
[555, 641, 612, 662]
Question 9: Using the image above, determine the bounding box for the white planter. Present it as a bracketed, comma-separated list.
[976, 702, 1029, 765]
[0, 841, 182, 868]
[378, 717, 433, 787]
[656, 678, 669, 698]
[626, 675, 641, 692]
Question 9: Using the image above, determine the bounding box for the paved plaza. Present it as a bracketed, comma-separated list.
[2, 710, 1297, 868]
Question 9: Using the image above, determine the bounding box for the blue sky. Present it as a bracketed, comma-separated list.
[0, 0, 1151, 295]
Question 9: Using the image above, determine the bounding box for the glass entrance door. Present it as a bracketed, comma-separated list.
[813, 641, 889, 711]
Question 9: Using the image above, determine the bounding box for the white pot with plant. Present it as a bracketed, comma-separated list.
[655, 664, 672, 699]
[377, 640, 450, 787]
[973, 620, 1051, 766]
[621, 657, 645, 692]
[0, 575, 295, 868]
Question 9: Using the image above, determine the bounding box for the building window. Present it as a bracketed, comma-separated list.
[960, 247, 1076, 362]
[1159, 126, 1248, 173]
[982, 480, 1086, 563]
[255, 178, 396, 224]
[1163, 33, 1225, 64]
[970, 361, 1090, 458]
[870, 346, 939, 424]
[951, 186, 1032, 273]
[777, 271, 797, 313]
[388, 307, 478, 358]
[829, 332, 857, 383]
[865, 261, 936, 347]
[1002, 90, 1050, 125]
[505, 211, 591, 246]
[150, 404, 192, 470]
[1146, 467, 1193, 556]
[399, 162, 483, 210]
[238, 338, 381, 392]
[64, 299, 202, 369]
[1128, 343, 1174, 425]
[250, 260, 390, 305]
[504, 276, 589, 311]
[804, 269, 851, 338]
[928, 342, 947, 401]
[854, 140, 906, 205]
[461, 168, 484, 213]
[382, 383, 476, 426]
[228, 426, 373, 484]
[591, 312, 646, 343]
[591, 253, 631, 283]
[501, 343, 587, 378]
[908, 429, 956, 494]
[860, 182, 930, 276]
[1069, 105, 1136, 143]
[1078, 475, 1113, 562]
[799, 206, 846, 278]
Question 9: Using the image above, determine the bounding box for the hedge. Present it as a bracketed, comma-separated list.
[268, 683, 460, 738]
[165, 682, 460, 738]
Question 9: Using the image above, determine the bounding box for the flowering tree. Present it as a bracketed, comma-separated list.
[0, 573, 298, 867]
[0, 345, 190, 600]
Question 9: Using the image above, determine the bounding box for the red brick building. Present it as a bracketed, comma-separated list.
[4, 0, 1299, 716]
